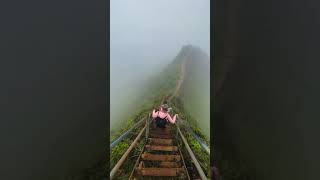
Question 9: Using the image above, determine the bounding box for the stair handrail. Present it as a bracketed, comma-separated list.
[179, 120, 210, 154]
[177, 119, 208, 180]
[145, 113, 150, 140]
[110, 123, 147, 179]
[110, 117, 145, 149]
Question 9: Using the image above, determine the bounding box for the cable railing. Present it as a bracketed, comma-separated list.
[110, 123, 147, 179]
[176, 120, 208, 179]
[180, 120, 210, 154]
[110, 118, 145, 149]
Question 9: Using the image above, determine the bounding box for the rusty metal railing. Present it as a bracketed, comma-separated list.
[180, 120, 210, 154]
[110, 118, 145, 149]
[145, 113, 150, 141]
[110, 123, 146, 179]
[177, 120, 208, 180]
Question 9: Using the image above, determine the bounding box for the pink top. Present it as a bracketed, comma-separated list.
[152, 109, 177, 124]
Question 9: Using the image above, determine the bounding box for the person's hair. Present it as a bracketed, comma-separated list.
[161, 104, 169, 111]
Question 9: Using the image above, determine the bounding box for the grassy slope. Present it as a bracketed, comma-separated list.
[171, 96, 210, 177]
[85, 45, 210, 179]
[179, 45, 210, 139]
[171, 45, 210, 177]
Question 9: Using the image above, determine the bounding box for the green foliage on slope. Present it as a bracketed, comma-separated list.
[87, 45, 211, 179]
[179, 45, 210, 138]
[171, 96, 210, 178]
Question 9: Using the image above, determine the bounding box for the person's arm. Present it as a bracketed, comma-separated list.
[167, 114, 178, 124]
[152, 109, 158, 118]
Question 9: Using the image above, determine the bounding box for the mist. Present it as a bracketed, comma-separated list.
[110, 0, 210, 132]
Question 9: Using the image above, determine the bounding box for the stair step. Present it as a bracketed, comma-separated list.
[150, 123, 172, 128]
[138, 167, 184, 177]
[149, 131, 172, 136]
[145, 145, 178, 152]
[159, 161, 180, 168]
[149, 138, 173, 145]
[149, 133, 172, 139]
[150, 125, 172, 129]
[141, 153, 181, 161]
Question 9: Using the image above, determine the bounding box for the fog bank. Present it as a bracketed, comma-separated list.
[111, 0, 210, 131]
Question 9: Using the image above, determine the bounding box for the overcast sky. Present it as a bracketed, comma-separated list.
[110, 0, 210, 129]
[111, 0, 210, 65]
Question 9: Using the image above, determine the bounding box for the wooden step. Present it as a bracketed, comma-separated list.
[149, 133, 172, 139]
[150, 125, 172, 129]
[141, 153, 181, 161]
[151, 127, 172, 131]
[151, 132, 173, 135]
[156, 128, 172, 131]
[138, 167, 184, 177]
[159, 161, 180, 168]
[149, 131, 172, 136]
[150, 123, 172, 129]
[149, 138, 173, 145]
[145, 145, 178, 152]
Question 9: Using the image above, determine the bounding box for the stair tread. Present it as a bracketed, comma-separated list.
[149, 133, 173, 139]
[138, 167, 184, 177]
[149, 138, 173, 145]
[141, 153, 181, 161]
[159, 161, 180, 168]
[145, 145, 178, 151]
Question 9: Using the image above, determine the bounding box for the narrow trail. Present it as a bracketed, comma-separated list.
[168, 61, 186, 101]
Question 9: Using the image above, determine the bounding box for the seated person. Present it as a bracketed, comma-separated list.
[152, 104, 178, 128]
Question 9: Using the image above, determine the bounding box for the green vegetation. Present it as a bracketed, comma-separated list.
[179, 50, 210, 138]
[170, 96, 210, 178]
[85, 45, 211, 179]
[113, 139, 145, 180]
[110, 53, 182, 139]
[171, 97, 209, 144]
[185, 131, 210, 177]
[107, 55, 182, 178]
[110, 139, 130, 168]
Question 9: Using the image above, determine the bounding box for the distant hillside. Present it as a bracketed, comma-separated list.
[176, 45, 210, 138]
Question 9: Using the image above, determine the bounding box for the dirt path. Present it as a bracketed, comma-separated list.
[168, 61, 186, 101]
